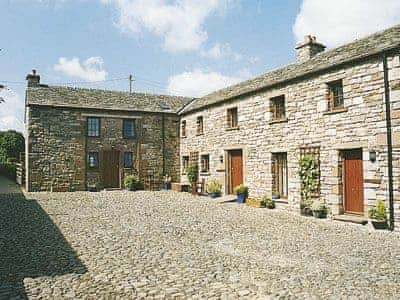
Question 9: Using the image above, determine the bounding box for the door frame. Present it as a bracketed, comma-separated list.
[101, 149, 121, 188]
[225, 148, 244, 194]
[342, 148, 364, 215]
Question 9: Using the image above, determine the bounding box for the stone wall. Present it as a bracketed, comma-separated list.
[180, 54, 400, 226]
[26, 106, 180, 191]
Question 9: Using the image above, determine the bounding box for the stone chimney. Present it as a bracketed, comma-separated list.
[295, 35, 326, 63]
[26, 69, 40, 87]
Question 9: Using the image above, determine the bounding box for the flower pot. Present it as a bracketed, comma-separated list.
[271, 194, 280, 200]
[371, 220, 388, 230]
[266, 203, 275, 209]
[312, 209, 327, 219]
[163, 183, 171, 190]
[126, 184, 136, 191]
[300, 206, 313, 216]
[237, 193, 247, 204]
[208, 192, 220, 198]
[88, 186, 97, 192]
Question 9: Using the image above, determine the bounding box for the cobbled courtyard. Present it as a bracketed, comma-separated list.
[1, 190, 400, 299]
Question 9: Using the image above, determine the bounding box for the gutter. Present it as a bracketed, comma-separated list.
[382, 52, 395, 231]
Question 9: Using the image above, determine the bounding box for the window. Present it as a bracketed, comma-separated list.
[271, 153, 288, 198]
[200, 154, 210, 173]
[328, 80, 344, 110]
[227, 107, 238, 128]
[181, 120, 187, 137]
[196, 116, 203, 135]
[182, 156, 189, 173]
[124, 152, 133, 168]
[88, 152, 99, 168]
[270, 95, 286, 121]
[123, 119, 136, 138]
[87, 117, 100, 137]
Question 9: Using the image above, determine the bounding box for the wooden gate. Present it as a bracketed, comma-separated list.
[343, 149, 364, 214]
[228, 149, 243, 194]
[102, 150, 120, 188]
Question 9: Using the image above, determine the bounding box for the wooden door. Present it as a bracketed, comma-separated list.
[102, 150, 120, 188]
[229, 150, 243, 194]
[343, 149, 364, 214]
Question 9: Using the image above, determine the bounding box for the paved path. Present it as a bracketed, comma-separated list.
[0, 175, 22, 194]
[1, 190, 400, 299]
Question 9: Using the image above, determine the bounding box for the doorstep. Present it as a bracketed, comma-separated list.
[332, 214, 368, 225]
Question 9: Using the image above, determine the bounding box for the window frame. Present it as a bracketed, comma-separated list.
[181, 120, 187, 137]
[271, 152, 288, 199]
[182, 156, 189, 174]
[123, 151, 134, 168]
[196, 116, 204, 135]
[270, 95, 286, 121]
[227, 107, 238, 129]
[200, 154, 210, 173]
[88, 152, 99, 169]
[122, 119, 136, 139]
[87, 117, 100, 137]
[327, 79, 344, 111]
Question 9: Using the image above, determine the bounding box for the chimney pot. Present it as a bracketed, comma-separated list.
[26, 69, 41, 87]
[295, 35, 326, 63]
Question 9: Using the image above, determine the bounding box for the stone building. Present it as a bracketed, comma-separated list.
[179, 25, 400, 228]
[25, 79, 190, 192]
[25, 24, 400, 229]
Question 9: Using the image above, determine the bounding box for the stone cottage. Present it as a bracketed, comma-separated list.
[25, 24, 400, 228]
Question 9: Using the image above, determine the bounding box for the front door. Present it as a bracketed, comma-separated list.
[343, 149, 364, 214]
[102, 150, 120, 188]
[228, 149, 243, 194]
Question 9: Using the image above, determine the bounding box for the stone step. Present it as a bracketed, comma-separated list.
[332, 214, 368, 225]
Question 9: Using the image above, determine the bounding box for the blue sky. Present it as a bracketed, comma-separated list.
[1, 0, 400, 132]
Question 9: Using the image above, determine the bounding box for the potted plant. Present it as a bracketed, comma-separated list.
[261, 196, 275, 209]
[368, 199, 388, 230]
[207, 178, 222, 198]
[163, 174, 172, 190]
[124, 175, 140, 191]
[88, 183, 100, 192]
[186, 164, 198, 195]
[311, 200, 328, 218]
[234, 184, 248, 204]
[299, 155, 320, 216]
[271, 191, 280, 200]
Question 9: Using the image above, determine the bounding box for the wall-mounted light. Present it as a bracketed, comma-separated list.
[219, 155, 223, 163]
[369, 150, 377, 162]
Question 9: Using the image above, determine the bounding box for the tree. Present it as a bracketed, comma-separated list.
[0, 130, 24, 162]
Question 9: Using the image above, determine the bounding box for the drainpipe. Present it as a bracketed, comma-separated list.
[162, 114, 166, 177]
[382, 52, 395, 231]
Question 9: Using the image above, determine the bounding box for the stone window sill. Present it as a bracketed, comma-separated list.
[200, 172, 210, 176]
[226, 126, 240, 131]
[323, 107, 348, 115]
[181, 135, 187, 139]
[196, 133, 204, 136]
[269, 118, 288, 125]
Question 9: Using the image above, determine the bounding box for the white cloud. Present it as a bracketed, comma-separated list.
[0, 89, 24, 133]
[102, 0, 233, 52]
[293, 0, 400, 48]
[201, 42, 243, 61]
[167, 69, 243, 97]
[53, 56, 108, 81]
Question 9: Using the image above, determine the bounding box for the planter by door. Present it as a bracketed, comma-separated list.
[237, 192, 247, 204]
[371, 220, 388, 230]
[343, 149, 364, 214]
[228, 149, 243, 194]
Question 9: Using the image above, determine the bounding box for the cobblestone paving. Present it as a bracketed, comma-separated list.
[1, 190, 400, 299]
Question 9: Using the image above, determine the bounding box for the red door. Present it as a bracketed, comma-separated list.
[343, 149, 364, 214]
[229, 150, 243, 194]
[102, 150, 120, 188]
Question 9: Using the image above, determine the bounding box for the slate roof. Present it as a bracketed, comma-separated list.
[181, 24, 400, 114]
[26, 86, 192, 114]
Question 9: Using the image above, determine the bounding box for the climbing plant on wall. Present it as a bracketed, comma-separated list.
[299, 155, 320, 208]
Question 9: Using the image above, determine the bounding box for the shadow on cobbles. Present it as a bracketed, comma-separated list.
[0, 192, 87, 299]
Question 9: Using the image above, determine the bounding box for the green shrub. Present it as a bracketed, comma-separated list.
[124, 175, 140, 188]
[299, 155, 320, 208]
[207, 178, 222, 194]
[261, 196, 275, 208]
[368, 200, 387, 221]
[234, 184, 248, 196]
[0, 162, 16, 180]
[186, 164, 198, 184]
[0, 130, 24, 163]
[311, 200, 327, 211]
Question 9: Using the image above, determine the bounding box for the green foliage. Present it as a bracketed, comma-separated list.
[207, 178, 222, 194]
[186, 164, 198, 184]
[0, 130, 24, 162]
[299, 155, 320, 207]
[0, 162, 16, 180]
[311, 200, 327, 211]
[124, 175, 140, 188]
[234, 184, 248, 196]
[261, 196, 275, 209]
[368, 199, 387, 221]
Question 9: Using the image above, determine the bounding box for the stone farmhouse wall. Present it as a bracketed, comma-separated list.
[180, 54, 400, 222]
[26, 106, 180, 192]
